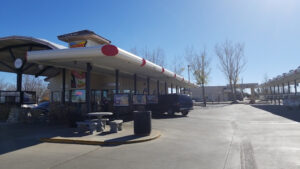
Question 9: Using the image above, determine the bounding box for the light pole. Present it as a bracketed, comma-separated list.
[187, 65, 190, 82]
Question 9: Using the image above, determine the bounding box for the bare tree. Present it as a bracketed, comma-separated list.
[5, 84, 16, 91]
[0, 76, 48, 102]
[261, 73, 269, 95]
[172, 55, 185, 75]
[186, 47, 211, 106]
[129, 47, 139, 56]
[240, 78, 244, 98]
[0, 79, 15, 91]
[22, 75, 48, 102]
[130, 46, 165, 67]
[0, 78, 8, 90]
[215, 40, 246, 101]
[263, 73, 269, 84]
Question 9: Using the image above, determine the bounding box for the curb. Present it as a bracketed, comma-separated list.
[40, 131, 161, 146]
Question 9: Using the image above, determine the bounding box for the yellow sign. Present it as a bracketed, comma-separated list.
[69, 41, 87, 48]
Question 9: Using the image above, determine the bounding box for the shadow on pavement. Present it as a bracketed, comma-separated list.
[151, 113, 187, 119]
[102, 134, 147, 147]
[251, 104, 300, 122]
[0, 123, 87, 155]
[0, 112, 169, 155]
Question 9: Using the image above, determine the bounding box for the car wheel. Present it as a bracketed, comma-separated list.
[181, 111, 189, 116]
[167, 108, 174, 116]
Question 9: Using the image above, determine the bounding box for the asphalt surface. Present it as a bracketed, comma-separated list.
[1, 104, 300, 169]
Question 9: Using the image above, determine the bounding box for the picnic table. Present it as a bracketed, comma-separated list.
[87, 112, 113, 118]
[87, 112, 113, 132]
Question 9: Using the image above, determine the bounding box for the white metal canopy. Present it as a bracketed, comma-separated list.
[261, 67, 300, 87]
[27, 44, 198, 88]
[0, 36, 66, 77]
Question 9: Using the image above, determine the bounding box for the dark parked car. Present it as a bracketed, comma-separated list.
[149, 94, 193, 116]
[33, 101, 50, 112]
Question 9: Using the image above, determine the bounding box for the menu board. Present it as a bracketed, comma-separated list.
[71, 71, 86, 88]
[114, 94, 129, 106]
[71, 90, 86, 103]
[0, 91, 21, 103]
[52, 91, 61, 102]
[65, 91, 69, 102]
[132, 95, 147, 105]
[23, 91, 36, 104]
[147, 95, 158, 104]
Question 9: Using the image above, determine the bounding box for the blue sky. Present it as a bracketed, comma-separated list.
[1, 0, 300, 86]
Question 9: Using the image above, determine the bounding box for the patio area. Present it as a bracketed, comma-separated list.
[40, 121, 161, 145]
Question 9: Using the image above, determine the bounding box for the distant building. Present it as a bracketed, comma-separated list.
[191, 83, 258, 102]
[190, 86, 229, 102]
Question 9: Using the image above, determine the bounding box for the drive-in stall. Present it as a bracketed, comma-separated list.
[0, 30, 198, 119]
[0, 36, 66, 108]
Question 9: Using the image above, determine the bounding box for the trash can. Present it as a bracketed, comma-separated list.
[133, 111, 152, 135]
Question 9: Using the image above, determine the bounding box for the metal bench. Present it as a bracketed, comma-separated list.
[76, 121, 98, 134]
[109, 120, 123, 133]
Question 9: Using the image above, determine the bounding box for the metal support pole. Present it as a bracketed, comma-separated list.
[115, 69, 120, 119]
[86, 63, 92, 113]
[188, 65, 190, 82]
[147, 77, 150, 95]
[176, 86, 178, 94]
[115, 69, 119, 94]
[165, 82, 167, 94]
[16, 70, 22, 106]
[274, 86, 276, 104]
[171, 83, 173, 94]
[134, 74, 137, 94]
[202, 83, 206, 106]
[271, 86, 273, 95]
[269, 86, 272, 104]
[277, 85, 280, 105]
[17, 71, 22, 92]
[295, 80, 297, 95]
[62, 68, 66, 104]
[157, 80, 160, 95]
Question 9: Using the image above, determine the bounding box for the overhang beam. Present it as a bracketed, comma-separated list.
[0, 61, 15, 72]
[0, 44, 51, 52]
[35, 66, 53, 77]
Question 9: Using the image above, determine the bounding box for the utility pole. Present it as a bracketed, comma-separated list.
[187, 65, 190, 82]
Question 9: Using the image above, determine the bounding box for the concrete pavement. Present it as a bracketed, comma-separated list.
[40, 121, 161, 145]
[1, 104, 300, 169]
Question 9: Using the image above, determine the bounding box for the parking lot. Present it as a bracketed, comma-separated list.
[1, 104, 300, 169]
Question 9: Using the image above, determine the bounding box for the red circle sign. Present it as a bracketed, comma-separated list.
[141, 58, 146, 67]
[101, 45, 118, 56]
